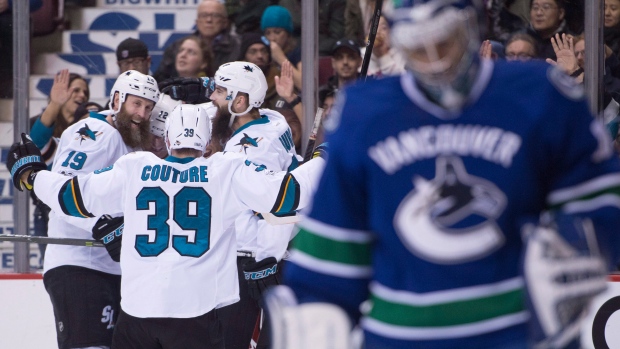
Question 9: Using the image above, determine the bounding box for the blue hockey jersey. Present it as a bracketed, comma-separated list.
[284, 60, 620, 348]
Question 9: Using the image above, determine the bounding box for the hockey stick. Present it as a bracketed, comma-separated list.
[249, 308, 263, 349]
[359, 0, 384, 80]
[0, 234, 104, 247]
[303, 107, 325, 162]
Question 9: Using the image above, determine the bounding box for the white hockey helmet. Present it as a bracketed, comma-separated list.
[164, 104, 211, 155]
[213, 61, 267, 126]
[150, 94, 182, 138]
[109, 70, 160, 114]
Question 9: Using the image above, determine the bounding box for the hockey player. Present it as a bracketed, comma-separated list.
[18, 70, 159, 349]
[159, 61, 303, 348]
[273, 1, 620, 348]
[6, 104, 324, 349]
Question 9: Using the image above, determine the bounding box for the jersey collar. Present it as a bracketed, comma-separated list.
[231, 115, 269, 137]
[165, 156, 195, 164]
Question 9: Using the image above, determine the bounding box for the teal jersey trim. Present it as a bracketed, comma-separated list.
[231, 115, 269, 137]
[165, 156, 195, 164]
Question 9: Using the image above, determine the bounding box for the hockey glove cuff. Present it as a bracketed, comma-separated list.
[312, 142, 329, 160]
[243, 257, 281, 301]
[6, 133, 47, 191]
[159, 76, 214, 104]
[92, 215, 124, 262]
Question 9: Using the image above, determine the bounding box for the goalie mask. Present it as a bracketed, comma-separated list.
[385, 0, 484, 109]
[109, 70, 160, 116]
[164, 104, 211, 155]
[213, 61, 267, 127]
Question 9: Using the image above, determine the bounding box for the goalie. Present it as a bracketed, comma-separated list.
[267, 1, 620, 349]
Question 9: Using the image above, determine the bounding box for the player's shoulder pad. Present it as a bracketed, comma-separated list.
[546, 65, 585, 101]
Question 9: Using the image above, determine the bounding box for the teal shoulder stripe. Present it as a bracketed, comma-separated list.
[89, 111, 108, 122]
[287, 155, 299, 171]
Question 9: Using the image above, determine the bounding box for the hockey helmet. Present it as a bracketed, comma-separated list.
[164, 104, 211, 155]
[213, 61, 267, 126]
[385, 0, 484, 86]
[109, 70, 160, 114]
[150, 93, 182, 138]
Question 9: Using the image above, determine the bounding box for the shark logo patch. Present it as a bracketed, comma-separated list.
[75, 124, 102, 144]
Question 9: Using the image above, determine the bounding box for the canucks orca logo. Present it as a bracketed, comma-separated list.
[394, 156, 507, 264]
[75, 124, 102, 144]
[235, 133, 263, 154]
[243, 65, 253, 72]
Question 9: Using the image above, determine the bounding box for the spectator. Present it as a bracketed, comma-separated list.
[116, 37, 151, 75]
[322, 38, 362, 92]
[230, 0, 273, 36]
[344, 0, 388, 45]
[526, 0, 573, 60]
[175, 36, 214, 78]
[74, 101, 104, 121]
[605, 0, 620, 57]
[0, 0, 43, 98]
[29, 70, 89, 269]
[153, 0, 240, 82]
[239, 32, 280, 109]
[505, 32, 538, 61]
[261, 5, 303, 90]
[487, 0, 527, 42]
[359, 15, 405, 77]
[279, 0, 346, 55]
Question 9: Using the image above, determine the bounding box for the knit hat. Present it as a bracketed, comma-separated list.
[260, 5, 294, 33]
[116, 38, 148, 61]
[239, 32, 271, 60]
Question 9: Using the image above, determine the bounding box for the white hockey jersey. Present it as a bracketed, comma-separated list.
[225, 109, 302, 261]
[33, 151, 323, 318]
[44, 112, 134, 275]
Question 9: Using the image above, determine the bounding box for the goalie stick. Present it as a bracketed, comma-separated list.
[303, 107, 325, 162]
[0, 234, 104, 247]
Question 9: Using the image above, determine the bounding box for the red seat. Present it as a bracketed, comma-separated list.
[318, 56, 333, 86]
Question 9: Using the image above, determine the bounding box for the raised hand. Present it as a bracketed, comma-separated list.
[479, 40, 492, 59]
[546, 33, 579, 75]
[6, 133, 47, 191]
[49, 69, 73, 107]
[275, 60, 296, 103]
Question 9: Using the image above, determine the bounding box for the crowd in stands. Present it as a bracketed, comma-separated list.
[20, 0, 620, 268]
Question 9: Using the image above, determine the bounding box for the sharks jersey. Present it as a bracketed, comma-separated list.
[44, 112, 133, 275]
[225, 109, 302, 261]
[285, 60, 620, 348]
[33, 151, 323, 318]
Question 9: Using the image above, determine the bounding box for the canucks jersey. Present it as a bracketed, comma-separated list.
[33, 151, 323, 318]
[44, 112, 134, 275]
[225, 109, 302, 261]
[285, 60, 620, 348]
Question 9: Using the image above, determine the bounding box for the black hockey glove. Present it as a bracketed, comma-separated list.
[312, 142, 329, 160]
[92, 215, 124, 262]
[159, 76, 215, 104]
[243, 257, 281, 301]
[6, 133, 47, 191]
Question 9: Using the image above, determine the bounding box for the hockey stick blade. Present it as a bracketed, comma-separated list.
[0, 234, 104, 247]
[303, 107, 325, 162]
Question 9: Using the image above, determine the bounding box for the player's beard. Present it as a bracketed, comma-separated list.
[210, 103, 233, 152]
[115, 107, 151, 150]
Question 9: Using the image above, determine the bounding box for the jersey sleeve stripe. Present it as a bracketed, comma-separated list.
[547, 173, 620, 206]
[288, 249, 373, 278]
[271, 174, 300, 214]
[292, 227, 372, 266]
[299, 217, 373, 243]
[367, 287, 525, 328]
[58, 177, 95, 218]
[561, 193, 620, 214]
